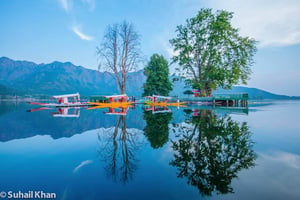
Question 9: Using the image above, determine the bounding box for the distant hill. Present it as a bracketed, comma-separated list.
[0, 56, 298, 100]
[0, 84, 13, 95]
[214, 86, 300, 100]
[0, 56, 144, 96]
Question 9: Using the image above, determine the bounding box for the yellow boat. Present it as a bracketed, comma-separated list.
[88, 94, 132, 108]
[87, 94, 132, 115]
[166, 102, 187, 107]
[144, 95, 187, 107]
[87, 102, 132, 107]
[146, 102, 186, 107]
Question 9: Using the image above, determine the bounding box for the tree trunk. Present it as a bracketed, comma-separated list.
[203, 82, 212, 97]
[121, 73, 126, 94]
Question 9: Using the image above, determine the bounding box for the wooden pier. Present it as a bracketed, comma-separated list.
[213, 93, 248, 107]
[179, 93, 248, 107]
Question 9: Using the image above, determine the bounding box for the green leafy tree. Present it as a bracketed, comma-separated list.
[170, 109, 256, 196]
[143, 54, 172, 96]
[170, 8, 257, 96]
[143, 111, 172, 149]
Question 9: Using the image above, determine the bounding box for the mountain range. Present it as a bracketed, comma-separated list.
[0, 56, 299, 100]
[0, 56, 144, 96]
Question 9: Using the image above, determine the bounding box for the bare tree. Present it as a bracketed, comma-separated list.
[97, 116, 141, 184]
[97, 21, 141, 94]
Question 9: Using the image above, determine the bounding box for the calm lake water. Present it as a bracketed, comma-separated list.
[0, 101, 300, 200]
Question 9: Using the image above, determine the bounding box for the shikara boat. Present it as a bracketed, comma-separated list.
[144, 95, 186, 107]
[28, 93, 88, 107]
[87, 94, 132, 107]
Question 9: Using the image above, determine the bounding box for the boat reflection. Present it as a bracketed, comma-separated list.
[104, 107, 130, 115]
[27, 107, 52, 112]
[28, 107, 80, 118]
[144, 105, 172, 114]
[87, 105, 133, 115]
[170, 109, 256, 196]
[51, 107, 80, 118]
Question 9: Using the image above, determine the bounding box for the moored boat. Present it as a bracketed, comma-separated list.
[88, 94, 132, 107]
[28, 93, 88, 107]
[144, 95, 186, 107]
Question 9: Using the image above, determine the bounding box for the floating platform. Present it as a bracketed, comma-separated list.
[179, 93, 248, 107]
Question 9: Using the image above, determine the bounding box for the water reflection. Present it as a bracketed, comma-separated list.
[51, 107, 80, 117]
[170, 109, 256, 196]
[97, 115, 141, 184]
[0, 104, 145, 142]
[1, 101, 299, 199]
[144, 105, 172, 114]
[143, 110, 172, 148]
[28, 107, 81, 118]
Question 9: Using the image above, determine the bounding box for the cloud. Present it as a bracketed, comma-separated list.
[58, 0, 71, 13]
[58, 0, 95, 41]
[260, 151, 300, 169]
[165, 45, 178, 58]
[226, 151, 300, 200]
[207, 0, 300, 47]
[72, 25, 94, 41]
[58, 0, 96, 13]
[73, 160, 93, 173]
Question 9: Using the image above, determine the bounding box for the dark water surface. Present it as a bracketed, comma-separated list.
[0, 101, 299, 200]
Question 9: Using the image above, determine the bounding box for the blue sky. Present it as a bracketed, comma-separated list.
[0, 0, 299, 96]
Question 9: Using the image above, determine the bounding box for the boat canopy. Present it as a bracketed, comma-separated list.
[52, 92, 80, 99]
[152, 95, 172, 99]
[145, 95, 172, 102]
[52, 92, 80, 104]
[104, 94, 128, 98]
[52, 93, 80, 99]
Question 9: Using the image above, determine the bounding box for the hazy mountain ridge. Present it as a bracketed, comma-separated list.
[0, 56, 298, 99]
[214, 86, 300, 100]
[0, 57, 37, 83]
[0, 57, 123, 95]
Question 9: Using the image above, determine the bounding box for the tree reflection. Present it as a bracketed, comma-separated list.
[143, 111, 172, 149]
[170, 109, 256, 196]
[97, 115, 141, 184]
